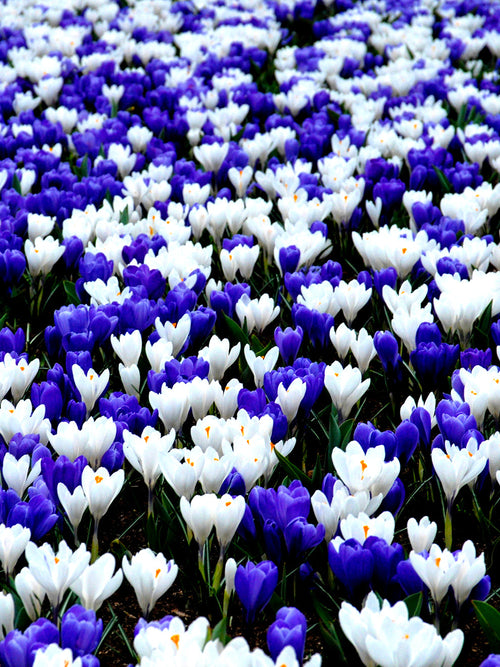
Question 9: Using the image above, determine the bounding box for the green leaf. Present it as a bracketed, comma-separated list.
[329, 405, 341, 449]
[432, 166, 452, 194]
[119, 206, 130, 226]
[311, 453, 323, 489]
[340, 419, 354, 450]
[63, 280, 79, 305]
[12, 173, 21, 194]
[274, 449, 312, 490]
[473, 601, 500, 652]
[404, 592, 423, 618]
[221, 312, 250, 347]
[311, 596, 347, 663]
[210, 617, 228, 645]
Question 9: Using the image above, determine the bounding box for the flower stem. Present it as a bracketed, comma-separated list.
[444, 505, 453, 550]
[91, 519, 100, 563]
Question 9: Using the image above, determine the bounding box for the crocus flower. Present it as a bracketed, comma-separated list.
[122, 548, 178, 618]
[267, 607, 307, 663]
[324, 361, 370, 422]
[24, 541, 90, 614]
[234, 560, 279, 623]
[0, 523, 31, 577]
[339, 591, 464, 667]
[70, 553, 123, 612]
[60, 605, 102, 657]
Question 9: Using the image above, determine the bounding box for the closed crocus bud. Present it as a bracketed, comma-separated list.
[15, 566, 46, 620]
[225, 558, 237, 595]
[70, 553, 123, 612]
[122, 548, 178, 618]
[274, 326, 303, 365]
[276, 378, 307, 423]
[57, 483, 88, 536]
[451, 540, 486, 610]
[0, 523, 31, 577]
[119, 363, 141, 398]
[0, 592, 14, 639]
[199, 336, 240, 381]
[407, 516, 437, 554]
[234, 560, 279, 623]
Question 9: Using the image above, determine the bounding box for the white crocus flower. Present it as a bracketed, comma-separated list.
[431, 439, 487, 508]
[122, 548, 178, 618]
[340, 511, 395, 545]
[407, 516, 437, 553]
[123, 426, 176, 493]
[0, 524, 31, 577]
[24, 237, 65, 277]
[57, 484, 88, 537]
[110, 330, 142, 367]
[72, 365, 110, 416]
[410, 543, 462, 606]
[276, 378, 307, 422]
[81, 466, 124, 523]
[235, 293, 280, 334]
[339, 591, 464, 667]
[332, 441, 400, 499]
[70, 553, 123, 611]
[199, 336, 240, 381]
[2, 452, 41, 497]
[451, 541, 486, 610]
[32, 645, 82, 667]
[15, 567, 46, 620]
[324, 361, 370, 422]
[24, 541, 90, 612]
[180, 493, 218, 548]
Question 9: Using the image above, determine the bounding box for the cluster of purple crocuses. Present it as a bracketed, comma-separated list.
[0, 0, 500, 664]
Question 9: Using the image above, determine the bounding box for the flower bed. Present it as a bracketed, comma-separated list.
[0, 0, 499, 664]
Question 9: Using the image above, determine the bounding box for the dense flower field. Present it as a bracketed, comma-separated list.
[2, 0, 500, 664]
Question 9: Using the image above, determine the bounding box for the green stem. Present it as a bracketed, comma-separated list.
[444, 505, 453, 551]
[91, 519, 100, 563]
[212, 548, 225, 593]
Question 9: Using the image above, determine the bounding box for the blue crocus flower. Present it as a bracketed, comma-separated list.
[284, 517, 324, 563]
[61, 605, 103, 657]
[274, 326, 303, 365]
[409, 406, 432, 448]
[234, 560, 279, 623]
[460, 348, 492, 370]
[328, 538, 374, 599]
[123, 264, 166, 301]
[0, 618, 58, 667]
[267, 606, 307, 663]
[278, 246, 301, 276]
[41, 455, 87, 505]
[366, 536, 405, 600]
[394, 420, 420, 464]
[292, 305, 333, 350]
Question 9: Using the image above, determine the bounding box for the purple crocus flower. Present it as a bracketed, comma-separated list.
[267, 606, 307, 663]
[274, 326, 303, 365]
[61, 605, 103, 657]
[234, 559, 279, 623]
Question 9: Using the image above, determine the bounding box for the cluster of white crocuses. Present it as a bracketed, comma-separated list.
[339, 516, 486, 667]
[0, 535, 179, 633]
